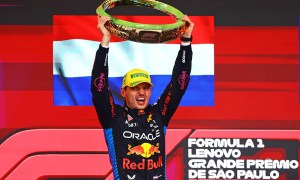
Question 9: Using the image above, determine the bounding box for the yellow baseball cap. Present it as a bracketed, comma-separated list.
[122, 68, 153, 88]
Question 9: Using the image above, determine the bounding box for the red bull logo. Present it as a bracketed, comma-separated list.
[127, 143, 160, 158]
[123, 156, 163, 170]
[138, 109, 145, 115]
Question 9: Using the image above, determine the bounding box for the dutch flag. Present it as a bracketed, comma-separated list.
[53, 16, 214, 106]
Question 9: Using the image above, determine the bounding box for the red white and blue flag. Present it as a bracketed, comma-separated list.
[53, 16, 214, 106]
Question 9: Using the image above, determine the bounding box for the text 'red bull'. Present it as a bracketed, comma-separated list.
[123, 156, 163, 170]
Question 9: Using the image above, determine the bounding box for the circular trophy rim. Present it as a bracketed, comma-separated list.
[96, 0, 186, 43]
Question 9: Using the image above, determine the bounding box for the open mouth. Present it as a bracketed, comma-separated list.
[136, 97, 146, 105]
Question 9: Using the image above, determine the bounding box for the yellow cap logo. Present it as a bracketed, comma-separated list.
[122, 68, 153, 88]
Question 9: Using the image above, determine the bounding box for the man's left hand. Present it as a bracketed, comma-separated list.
[182, 15, 194, 38]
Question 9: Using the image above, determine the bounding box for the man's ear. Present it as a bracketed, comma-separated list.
[121, 87, 126, 98]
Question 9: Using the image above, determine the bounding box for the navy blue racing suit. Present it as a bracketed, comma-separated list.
[91, 44, 192, 180]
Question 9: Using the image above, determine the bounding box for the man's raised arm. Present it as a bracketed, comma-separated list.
[91, 16, 115, 128]
[157, 15, 194, 126]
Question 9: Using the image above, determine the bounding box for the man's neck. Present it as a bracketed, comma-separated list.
[124, 103, 148, 115]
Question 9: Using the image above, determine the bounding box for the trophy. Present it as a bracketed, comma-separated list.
[96, 0, 186, 43]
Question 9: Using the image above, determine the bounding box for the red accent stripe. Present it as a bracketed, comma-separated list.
[1, 91, 300, 128]
[165, 129, 191, 155]
[0, 26, 52, 63]
[53, 15, 214, 44]
[215, 64, 298, 82]
[175, 91, 300, 121]
[0, 129, 108, 178]
[1, 63, 51, 90]
[5, 154, 111, 179]
[216, 54, 298, 64]
[216, 82, 298, 92]
[215, 26, 298, 55]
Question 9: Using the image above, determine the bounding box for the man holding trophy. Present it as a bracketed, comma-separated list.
[91, 2, 194, 178]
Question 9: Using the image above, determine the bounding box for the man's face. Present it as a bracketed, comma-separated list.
[121, 82, 152, 110]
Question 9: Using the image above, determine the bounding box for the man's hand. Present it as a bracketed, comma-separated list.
[181, 15, 194, 38]
[97, 15, 111, 47]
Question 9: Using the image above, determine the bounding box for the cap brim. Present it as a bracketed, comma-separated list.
[124, 81, 153, 88]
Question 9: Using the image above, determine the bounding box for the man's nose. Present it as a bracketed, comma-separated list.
[138, 88, 145, 95]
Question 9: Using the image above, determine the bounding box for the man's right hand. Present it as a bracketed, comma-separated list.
[97, 15, 111, 47]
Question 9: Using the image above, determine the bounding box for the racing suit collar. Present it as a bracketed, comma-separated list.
[123, 102, 149, 116]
